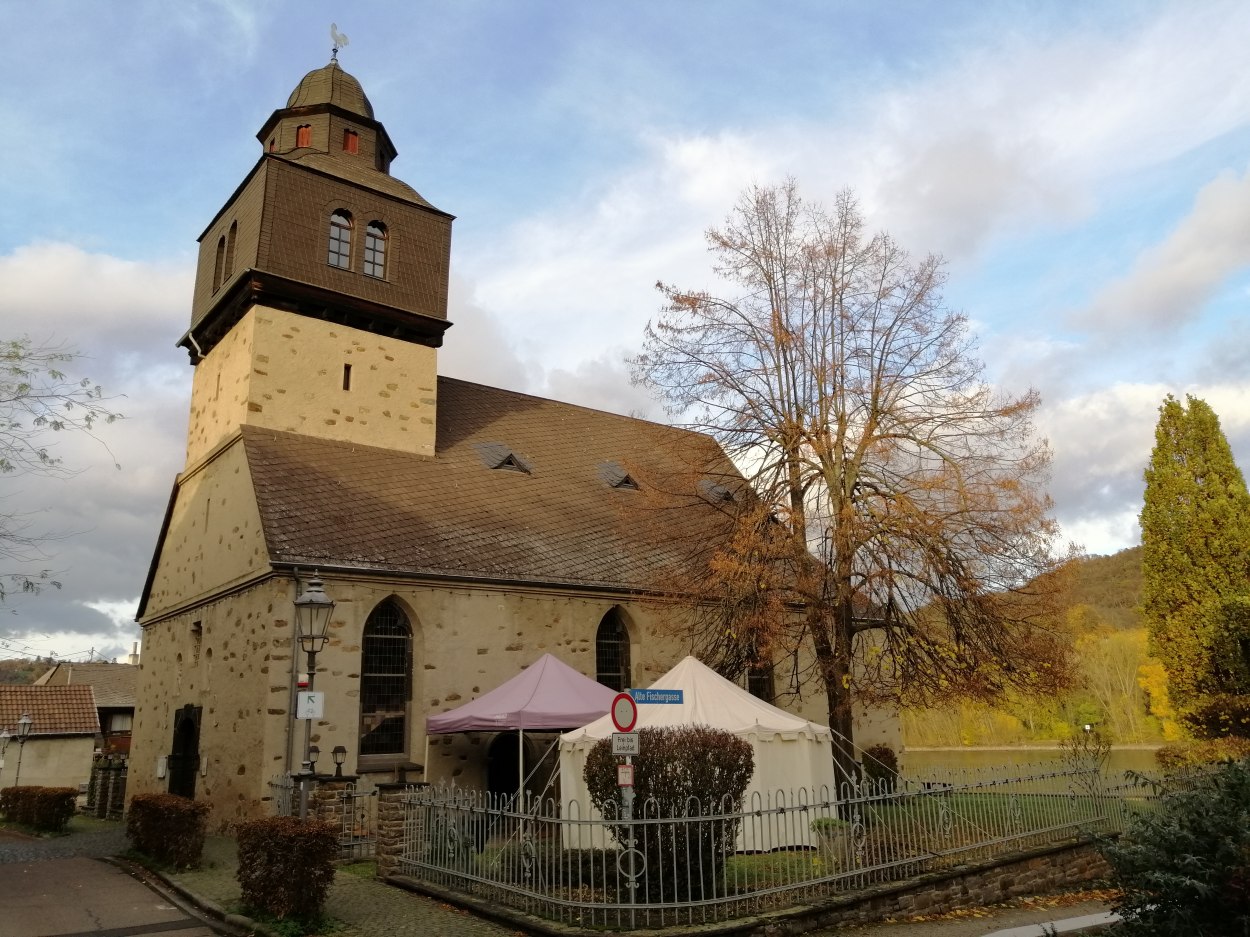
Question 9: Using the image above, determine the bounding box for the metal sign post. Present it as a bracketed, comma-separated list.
[610, 692, 641, 919]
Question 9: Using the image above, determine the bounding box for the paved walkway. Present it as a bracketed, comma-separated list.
[169, 837, 523, 936]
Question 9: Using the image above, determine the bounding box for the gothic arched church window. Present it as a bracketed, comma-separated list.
[595, 608, 632, 692]
[359, 599, 412, 757]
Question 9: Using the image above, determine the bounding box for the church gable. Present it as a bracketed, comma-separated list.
[139, 437, 270, 621]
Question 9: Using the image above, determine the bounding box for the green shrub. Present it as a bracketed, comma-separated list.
[1155, 737, 1250, 769]
[126, 793, 209, 869]
[1181, 694, 1250, 740]
[0, 786, 77, 832]
[584, 725, 753, 902]
[862, 744, 899, 792]
[236, 816, 337, 927]
[1103, 759, 1250, 935]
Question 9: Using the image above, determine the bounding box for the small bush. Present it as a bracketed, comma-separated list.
[236, 816, 337, 927]
[126, 793, 209, 869]
[584, 725, 754, 902]
[1103, 759, 1250, 935]
[1155, 737, 1250, 769]
[862, 744, 899, 792]
[0, 786, 77, 832]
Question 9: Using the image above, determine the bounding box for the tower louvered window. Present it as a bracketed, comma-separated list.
[359, 600, 411, 757]
[328, 210, 353, 269]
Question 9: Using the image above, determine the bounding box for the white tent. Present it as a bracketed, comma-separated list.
[558, 656, 838, 850]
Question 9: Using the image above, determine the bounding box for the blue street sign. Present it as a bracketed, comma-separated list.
[630, 689, 684, 704]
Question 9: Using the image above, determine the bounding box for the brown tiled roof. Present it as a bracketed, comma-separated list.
[0, 685, 99, 737]
[280, 152, 438, 209]
[244, 376, 743, 591]
[33, 663, 137, 709]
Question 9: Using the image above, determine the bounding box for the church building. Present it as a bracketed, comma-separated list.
[130, 58, 896, 827]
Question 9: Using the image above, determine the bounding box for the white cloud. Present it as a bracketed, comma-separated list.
[1074, 166, 1250, 332]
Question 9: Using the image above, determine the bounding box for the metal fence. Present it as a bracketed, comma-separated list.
[395, 759, 1127, 930]
[337, 783, 378, 859]
[267, 774, 377, 859]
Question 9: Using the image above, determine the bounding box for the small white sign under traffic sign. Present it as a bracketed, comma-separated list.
[612, 732, 639, 755]
[617, 763, 634, 787]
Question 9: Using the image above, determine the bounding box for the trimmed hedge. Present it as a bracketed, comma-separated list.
[236, 816, 338, 926]
[0, 786, 78, 832]
[126, 793, 209, 869]
[584, 725, 754, 902]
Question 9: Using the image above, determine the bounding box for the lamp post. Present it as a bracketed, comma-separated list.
[332, 745, 347, 778]
[294, 573, 334, 819]
[14, 713, 33, 787]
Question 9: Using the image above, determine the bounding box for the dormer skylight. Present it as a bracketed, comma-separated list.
[475, 442, 532, 475]
[600, 461, 641, 491]
[698, 479, 736, 504]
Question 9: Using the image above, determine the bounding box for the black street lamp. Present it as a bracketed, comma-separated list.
[332, 745, 347, 778]
[0, 728, 10, 787]
[294, 573, 334, 819]
[14, 713, 33, 787]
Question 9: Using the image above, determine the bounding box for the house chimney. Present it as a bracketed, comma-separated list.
[128, 642, 140, 666]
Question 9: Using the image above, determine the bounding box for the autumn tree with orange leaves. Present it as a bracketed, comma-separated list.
[633, 181, 1072, 780]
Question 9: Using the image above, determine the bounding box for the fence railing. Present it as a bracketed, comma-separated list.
[394, 759, 1125, 930]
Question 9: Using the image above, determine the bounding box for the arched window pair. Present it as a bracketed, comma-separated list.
[327, 210, 388, 278]
[211, 221, 237, 293]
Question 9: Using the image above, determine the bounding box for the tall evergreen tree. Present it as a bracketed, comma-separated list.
[1140, 394, 1250, 712]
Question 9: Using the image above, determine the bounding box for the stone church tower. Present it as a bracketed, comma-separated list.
[181, 59, 453, 467]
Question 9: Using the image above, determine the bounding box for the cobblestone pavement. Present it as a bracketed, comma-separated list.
[0, 825, 130, 863]
[170, 838, 527, 936]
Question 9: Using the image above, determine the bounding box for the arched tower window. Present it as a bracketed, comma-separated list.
[296, 124, 312, 148]
[363, 222, 387, 278]
[328, 210, 353, 269]
[212, 236, 225, 292]
[595, 608, 631, 692]
[359, 599, 412, 757]
[343, 129, 359, 154]
[224, 221, 237, 279]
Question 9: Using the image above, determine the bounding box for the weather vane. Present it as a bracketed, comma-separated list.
[330, 23, 349, 63]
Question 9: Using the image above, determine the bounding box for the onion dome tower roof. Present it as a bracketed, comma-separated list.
[286, 61, 374, 120]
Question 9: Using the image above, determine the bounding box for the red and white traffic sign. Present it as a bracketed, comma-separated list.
[617, 763, 634, 787]
[610, 692, 638, 732]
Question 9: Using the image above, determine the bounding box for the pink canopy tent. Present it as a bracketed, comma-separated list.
[425, 654, 615, 795]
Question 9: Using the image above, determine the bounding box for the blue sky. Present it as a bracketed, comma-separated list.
[2, 0, 1248, 662]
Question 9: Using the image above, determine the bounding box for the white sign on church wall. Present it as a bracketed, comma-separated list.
[297, 691, 325, 720]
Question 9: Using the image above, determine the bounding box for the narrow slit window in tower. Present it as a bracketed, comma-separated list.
[342, 363, 352, 391]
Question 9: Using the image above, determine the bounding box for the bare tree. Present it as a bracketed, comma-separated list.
[1, 336, 122, 599]
[633, 181, 1071, 778]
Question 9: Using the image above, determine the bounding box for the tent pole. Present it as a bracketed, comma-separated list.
[423, 734, 430, 783]
[518, 728, 524, 807]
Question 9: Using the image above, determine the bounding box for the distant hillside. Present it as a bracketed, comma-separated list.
[0, 658, 51, 685]
[1064, 545, 1143, 631]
